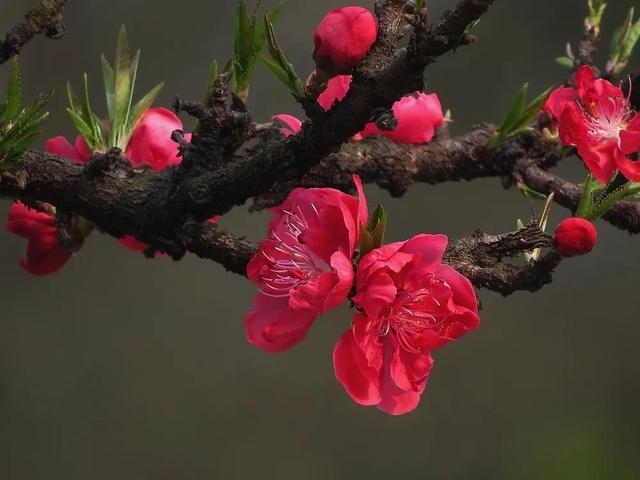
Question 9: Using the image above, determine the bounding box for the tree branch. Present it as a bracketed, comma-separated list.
[1, 0, 626, 298]
[180, 221, 558, 297]
[0, 0, 68, 64]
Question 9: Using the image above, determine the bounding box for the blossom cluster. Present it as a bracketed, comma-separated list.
[5, 4, 607, 415]
[6, 108, 217, 275]
[245, 175, 480, 415]
[274, 5, 444, 144]
[544, 65, 640, 184]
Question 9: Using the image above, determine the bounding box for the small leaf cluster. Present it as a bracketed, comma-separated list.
[587, 0, 607, 34]
[228, 0, 282, 100]
[575, 174, 640, 221]
[488, 83, 551, 149]
[608, 7, 640, 76]
[67, 26, 163, 152]
[261, 16, 306, 98]
[0, 58, 52, 169]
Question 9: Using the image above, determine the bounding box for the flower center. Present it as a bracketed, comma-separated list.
[379, 278, 452, 353]
[259, 204, 329, 297]
[584, 96, 631, 144]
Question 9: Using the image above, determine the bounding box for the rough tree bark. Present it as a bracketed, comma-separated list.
[1, 0, 638, 298]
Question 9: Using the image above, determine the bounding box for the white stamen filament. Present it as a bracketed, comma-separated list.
[260, 203, 329, 297]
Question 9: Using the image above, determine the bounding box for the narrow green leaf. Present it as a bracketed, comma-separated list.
[10, 89, 54, 135]
[263, 17, 306, 98]
[489, 84, 550, 148]
[255, 1, 283, 49]
[3, 130, 39, 165]
[517, 181, 547, 200]
[4, 57, 22, 122]
[512, 87, 552, 132]
[489, 83, 528, 148]
[80, 73, 94, 123]
[121, 49, 142, 144]
[587, 0, 607, 30]
[575, 174, 598, 219]
[67, 109, 97, 150]
[260, 56, 290, 86]
[609, 7, 640, 75]
[588, 183, 632, 220]
[556, 56, 574, 68]
[112, 25, 132, 146]
[66, 81, 80, 114]
[235, 0, 253, 68]
[128, 82, 164, 132]
[101, 54, 115, 118]
[502, 83, 528, 133]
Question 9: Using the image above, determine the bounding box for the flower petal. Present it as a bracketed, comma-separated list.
[333, 325, 382, 406]
[620, 114, 640, 155]
[377, 338, 433, 415]
[46, 136, 88, 164]
[244, 293, 317, 353]
[544, 86, 577, 120]
[577, 141, 619, 184]
[125, 107, 184, 171]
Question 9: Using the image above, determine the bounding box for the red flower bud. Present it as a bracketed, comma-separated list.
[313, 7, 378, 75]
[553, 218, 598, 257]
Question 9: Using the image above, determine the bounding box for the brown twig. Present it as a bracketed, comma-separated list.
[0, 0, 68, 64]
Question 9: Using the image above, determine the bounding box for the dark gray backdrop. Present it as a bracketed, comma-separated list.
[0, 0, 639, 479]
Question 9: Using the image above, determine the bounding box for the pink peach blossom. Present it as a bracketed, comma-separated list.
[544, 65, 640, 183]
[245, 176, 368, 353]
[334, 234, 479, 415]
[6, 202, 72, 275]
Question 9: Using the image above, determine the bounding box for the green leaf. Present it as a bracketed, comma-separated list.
[0, 77, 52, 168]
[359, 204, 388, 258]
[66, 109, 96, 149]
[111, 25, 132, 146]
[234, 0, 252, 68]
[128, 82, 164, 132]
[4, 57, 22, 122]
[489, 83, 528, 148]
[489, 84, 551, 148]
[587, 183, 632, 221]
[626, 182, 640, 198]
[609, 7, 640, 75]
[80, 73, 94, 124]
[575, 174, 598, 219]
[517, 181, 547, 200]
[587, 0, 607, 30]
[512, 87, 552, 132]
[101, 54, 115, 118]
[260, 56, 291, 86]
[122, 50, 141, 135]
[263, 17, 306, 98]
[230, 0, 284, 100]
[367, 204, 388, 245]
[66, 81, 80, 114]
[255, 1, 283, 48]
[556, 56, 574, 68]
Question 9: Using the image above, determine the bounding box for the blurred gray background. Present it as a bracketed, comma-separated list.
[1, 0, 639, 479]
